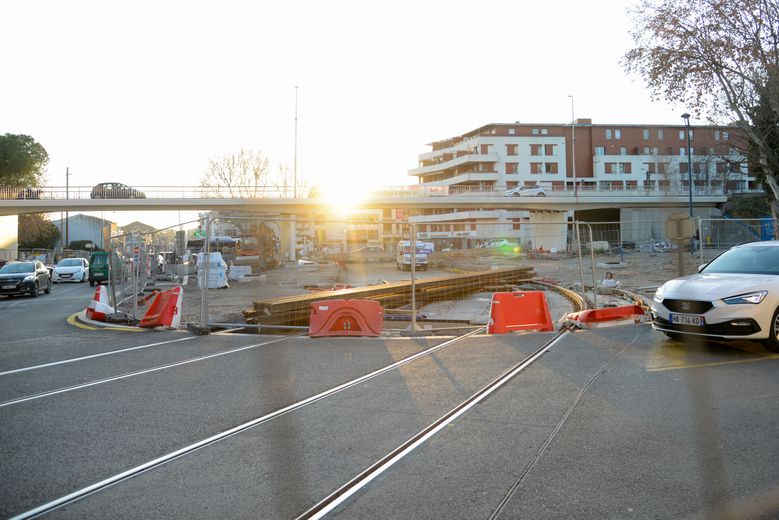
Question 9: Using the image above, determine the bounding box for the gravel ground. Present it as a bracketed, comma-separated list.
[178, 248, 706, 328]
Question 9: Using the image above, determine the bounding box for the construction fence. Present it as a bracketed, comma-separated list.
[73, 215, 778, 334]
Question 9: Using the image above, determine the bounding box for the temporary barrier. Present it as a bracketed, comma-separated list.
[137, 290, 160, 307]
[85, 285, 115, 322]
[564, 304, 645, 329]
[488, 291, 554, 334]
[140, 286, 183, 328]
[309, 299, 383, 337]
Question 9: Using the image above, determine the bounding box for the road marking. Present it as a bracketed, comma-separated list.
[648, 355, 779, 372]
[65, 313, 145, 332]
[0, 336, 294, 408]
[0, 335, 197, 377]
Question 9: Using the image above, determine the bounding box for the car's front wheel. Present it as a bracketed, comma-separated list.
[30, 282, 39, 297]
[761, 307, 779, 352]
[535, 192, 546, 197]
[44, 280, 51, 294]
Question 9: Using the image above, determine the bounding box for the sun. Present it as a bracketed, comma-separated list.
[310, 181, 373, 214]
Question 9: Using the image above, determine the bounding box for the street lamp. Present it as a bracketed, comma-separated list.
[681, 113, 693, 218]
[568, 95, 577, 198]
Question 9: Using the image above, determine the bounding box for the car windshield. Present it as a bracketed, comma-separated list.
[0, 262, 34, 274]
[702, 245, 779, 275]
[58, 259, 83, 267]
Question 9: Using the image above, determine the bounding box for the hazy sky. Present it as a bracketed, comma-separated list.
[2, 0, 686, 227]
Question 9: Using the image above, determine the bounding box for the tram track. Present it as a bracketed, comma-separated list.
[7, 281, 589, 518]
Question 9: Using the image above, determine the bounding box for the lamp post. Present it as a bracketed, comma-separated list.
[293, 85, 298, 199]
[568, 95, 577, 199]
[681, 113, 693, 218]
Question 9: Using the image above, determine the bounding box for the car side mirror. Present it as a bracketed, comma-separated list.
[697, 263, 708, 273]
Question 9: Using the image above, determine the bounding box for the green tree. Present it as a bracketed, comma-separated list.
[0, 134, 49, 187]
[623, 0, 779, 210]
[18, 214, 60, 249]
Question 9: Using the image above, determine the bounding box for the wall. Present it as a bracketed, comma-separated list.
[0, 215, 19, 260]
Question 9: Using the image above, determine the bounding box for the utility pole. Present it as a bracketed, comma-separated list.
[293, 85, 299, 199]
[568, 95, 577, 199]
[65, 167, 70, 249]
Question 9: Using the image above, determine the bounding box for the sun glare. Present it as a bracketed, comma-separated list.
[314, 182, 373, 214]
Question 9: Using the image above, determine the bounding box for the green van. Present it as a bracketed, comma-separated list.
[88, 251, 123, 286]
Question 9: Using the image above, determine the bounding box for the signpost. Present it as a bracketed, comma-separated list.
[666, 213, 696, 277]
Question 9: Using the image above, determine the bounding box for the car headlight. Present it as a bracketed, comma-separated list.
[653, 286, 665, 303]
[722, 291, 768, 305]
[23, 275, 35, 282]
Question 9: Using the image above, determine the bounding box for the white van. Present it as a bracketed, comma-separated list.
[396, 240, 433, 271]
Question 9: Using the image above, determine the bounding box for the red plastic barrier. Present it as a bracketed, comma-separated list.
[309, 299, 383, 337]
[565, 304, 645, 329]
[488, 291, 554, 334]
[140, 286, 183, 328]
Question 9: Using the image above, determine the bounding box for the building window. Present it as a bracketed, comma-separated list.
[714, 130, 720, 140]
[530, 144, 542, 156]
[723, 131, 729, 140]
[508, 128, 516, 135]
[480, 144, 491, 154]
[644, 163, 656, 174]
[545, 162, 558, 173]
[690, 147, 695, 156]
[680, 147, 686, 156]
[530, 162, 543, 174]
[605, 163, 616, 174]
[615, 129, 621, 139]
[658, 163, 667, 174]
[643, 129, 650, 140]
[595, 146, 605, 155]
[541, 128, 548, 135]
[605, 129, 612, 139]
[693, 162, 703, 174]
[680, 162, 689, 173]
[679, 130, 685, 140]
[532, 128, 539, 135]
[657, 129, 664, 139]
[620, 163, 632, 174]
[506, 144, 518, 156]
[643, 147, 651, 155]
[544, 144, 555, 156]
[620, 146, 628, 155]
[506, 162, 518, 174]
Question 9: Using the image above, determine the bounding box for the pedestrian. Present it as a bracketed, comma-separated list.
[157, 253, 165, 274]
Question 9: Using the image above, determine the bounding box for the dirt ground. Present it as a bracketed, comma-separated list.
[179, 248, 709, 328]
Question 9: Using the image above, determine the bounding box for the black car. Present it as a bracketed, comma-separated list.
[0, 260, 52, 297]
[90, 182, 146, 199]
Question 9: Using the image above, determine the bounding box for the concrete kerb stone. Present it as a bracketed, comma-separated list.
[75, 310, 149, 331]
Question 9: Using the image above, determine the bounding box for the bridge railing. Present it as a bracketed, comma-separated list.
[0, 184, 750, 201]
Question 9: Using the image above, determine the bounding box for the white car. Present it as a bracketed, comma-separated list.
[651, 241, 779, 351]
[52, 257, 89, 283]
[504, 186, 546, 197]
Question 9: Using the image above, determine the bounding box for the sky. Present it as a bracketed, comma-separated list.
[1, 0, 687, 228]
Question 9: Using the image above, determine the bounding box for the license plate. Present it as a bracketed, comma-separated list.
[671, 313, 705, 326]
[60, 274, 71, 278]
[2, 285, 15, 290]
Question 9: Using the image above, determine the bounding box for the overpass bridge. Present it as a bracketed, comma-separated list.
[0, 185, 728, 216]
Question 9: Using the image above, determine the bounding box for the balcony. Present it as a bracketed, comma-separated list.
[409, 153, 498, 176]
[422, 172, 499, 186]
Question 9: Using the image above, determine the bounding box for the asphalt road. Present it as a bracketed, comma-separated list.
[3, 292, 779, 519]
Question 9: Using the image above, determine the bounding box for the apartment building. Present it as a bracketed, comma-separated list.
[409, 120, 752, 195]
[406, 120, 753, 249]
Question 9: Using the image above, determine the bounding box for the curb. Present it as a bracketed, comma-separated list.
[72, 310, 146, 332]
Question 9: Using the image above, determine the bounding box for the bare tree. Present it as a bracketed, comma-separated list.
[200, 149, 271, 198]
[623, 0, 779, 212]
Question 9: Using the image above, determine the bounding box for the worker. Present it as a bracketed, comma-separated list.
[157, 253, 165, 274]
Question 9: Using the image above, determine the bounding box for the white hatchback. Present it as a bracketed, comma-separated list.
[504, 186, 546, 197]
[52, 257, 89, 283]
[651, 241, 779, 351]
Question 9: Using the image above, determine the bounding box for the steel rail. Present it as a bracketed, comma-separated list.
[295, 327, 573, 520]
[10, 328, 485, 519]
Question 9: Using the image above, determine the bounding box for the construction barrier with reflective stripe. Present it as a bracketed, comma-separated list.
[140, 286, 183, 329]
[564, 304, 645, 329]
[309, 299, 383, 337]
[488, 291, 554, 334]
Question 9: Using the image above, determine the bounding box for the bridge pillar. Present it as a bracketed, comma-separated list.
[278, 215, 297, 262]
[0, 215, 18, 262]
[526, 211, 568, 252]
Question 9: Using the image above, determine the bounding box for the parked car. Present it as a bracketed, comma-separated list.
[504, 186, 546, 197]
[349, 246, 392, 263]
[0, 260, 52, 297]
[52, 257, 89, 283]
[90, 182, 146, 199]
[15, 188, 42, 199]
[652, 241, 779, 351]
